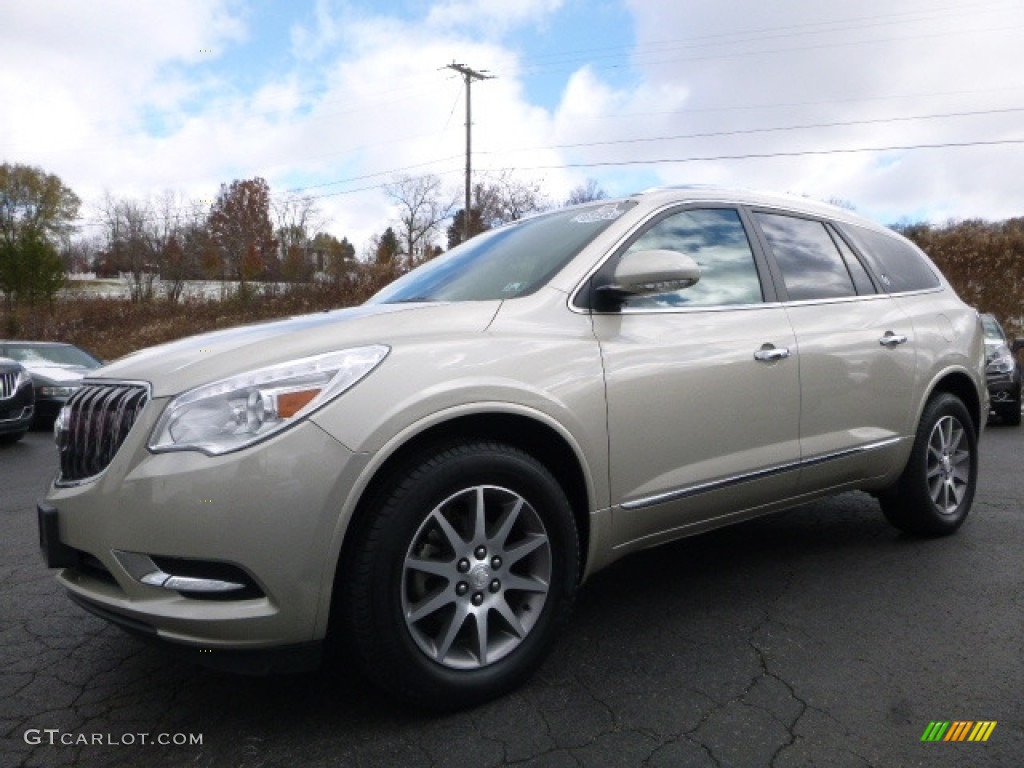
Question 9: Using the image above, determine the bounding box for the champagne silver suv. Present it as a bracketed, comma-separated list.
[38, 187, 987, 708]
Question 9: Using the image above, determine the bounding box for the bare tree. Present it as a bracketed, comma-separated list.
[486, 171, 549, 224]
[564, 178, 608, 207]
[447, 173, 550, 248]
[65, 234, 103, 275]
[149, 190, 190, 302]
[385, 174, 458, 266]
[159, 194, 210, 302]
[97, 191, 209, 303]
[273, 193, 325, 280]
[98, 193, 158, 302]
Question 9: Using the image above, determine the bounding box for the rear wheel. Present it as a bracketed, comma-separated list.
[340, 441, 579, 709]
[879, 393, 978, 536]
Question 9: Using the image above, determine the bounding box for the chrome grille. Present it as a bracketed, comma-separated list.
[58, 383, 149, 483]
[0, 371, 16, 400]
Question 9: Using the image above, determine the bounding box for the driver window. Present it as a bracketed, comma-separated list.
[619, 208, 763, 309]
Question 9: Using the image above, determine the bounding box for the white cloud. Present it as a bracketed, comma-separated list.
[0, 1, 247, 215]
[620, 0, 1024, 222]
[4, 0, 1024, 258]
[426, 0, 565, 36]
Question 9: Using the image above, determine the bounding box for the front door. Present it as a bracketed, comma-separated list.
[591, 206, 802, 551]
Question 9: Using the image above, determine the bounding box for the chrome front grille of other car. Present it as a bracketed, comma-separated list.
[0, 371, 17, 400]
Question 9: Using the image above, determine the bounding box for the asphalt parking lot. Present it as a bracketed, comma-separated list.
[2, 424, 1022, 768]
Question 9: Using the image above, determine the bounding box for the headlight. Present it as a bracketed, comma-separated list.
[39, 385, 78, 398]
[986, 345, 1015, 374]
[149, 345, 389, 455]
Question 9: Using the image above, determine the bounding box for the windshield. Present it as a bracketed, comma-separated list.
[981, 315, 1005, 343]
[370, 201, 636, 304]
[3, 344, 100, 367]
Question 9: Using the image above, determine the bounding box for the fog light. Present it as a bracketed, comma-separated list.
[113, 550, 264, 600]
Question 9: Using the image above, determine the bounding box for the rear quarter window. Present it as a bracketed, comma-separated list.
[839, 224, 941, 293]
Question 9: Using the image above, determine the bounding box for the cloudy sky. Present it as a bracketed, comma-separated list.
[3, 0, 1024, 252]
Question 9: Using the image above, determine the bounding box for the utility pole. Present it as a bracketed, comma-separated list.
[446, 61, 493, 242]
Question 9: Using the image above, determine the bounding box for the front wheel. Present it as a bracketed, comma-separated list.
[340, 441, 579, 709]
[0, 430, 26, 445]
[997, 401, 1021, 427]
[879, 393, 978, 536]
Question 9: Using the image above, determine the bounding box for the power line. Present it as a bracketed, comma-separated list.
[526, 85, 1024, 124]
[73, 135, 1024, 229]
[476, 138, 1024, 174]
[480, 106, 1024, 156]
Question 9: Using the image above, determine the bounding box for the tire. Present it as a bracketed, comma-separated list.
[0, 431, 26, 445]
[340, 440, 579, 709]
[879, 393, 978, 536]
[997, 402, 1021, 426]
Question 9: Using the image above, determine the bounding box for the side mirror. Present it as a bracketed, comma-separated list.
[597, 249, 702, 303]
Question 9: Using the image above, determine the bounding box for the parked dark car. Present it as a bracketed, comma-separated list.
[0, 342, 102, 427]
[0, 357, 35, 444]
[980, 313, 1022, 426]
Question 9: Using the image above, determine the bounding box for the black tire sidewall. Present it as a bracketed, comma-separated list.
[997, 404, 1021, 426]
[347, 441, 579, 708]
[888, 393, 978, 535]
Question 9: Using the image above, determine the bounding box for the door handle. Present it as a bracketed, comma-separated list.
[879, 332, 908, 347]
[754, 345, 791, 362]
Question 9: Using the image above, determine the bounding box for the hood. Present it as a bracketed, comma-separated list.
[23, 364, 89, 384]
[93, 301, 501, 397]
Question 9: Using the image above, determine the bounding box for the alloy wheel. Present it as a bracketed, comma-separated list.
[401, 485, 552, 670]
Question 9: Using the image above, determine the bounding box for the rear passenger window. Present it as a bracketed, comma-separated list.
[616, 207, 763, 308]
[839, 224, 940, 292]
[754, 213, 857, 301]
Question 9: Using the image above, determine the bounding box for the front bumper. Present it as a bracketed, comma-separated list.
[0, 404, 34, 435]
[0, 383, 34, 434]
[986, 369, 1022, 405]
[40, 414, 370, 653]
[32, 396, 68, 421]
[67, 589, 322, 674]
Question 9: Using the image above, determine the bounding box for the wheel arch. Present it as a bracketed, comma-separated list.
[924, 369, 984, 438]
[324, 410, 595, 638]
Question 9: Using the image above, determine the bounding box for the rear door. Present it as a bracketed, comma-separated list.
[749, 211, 917, 492]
